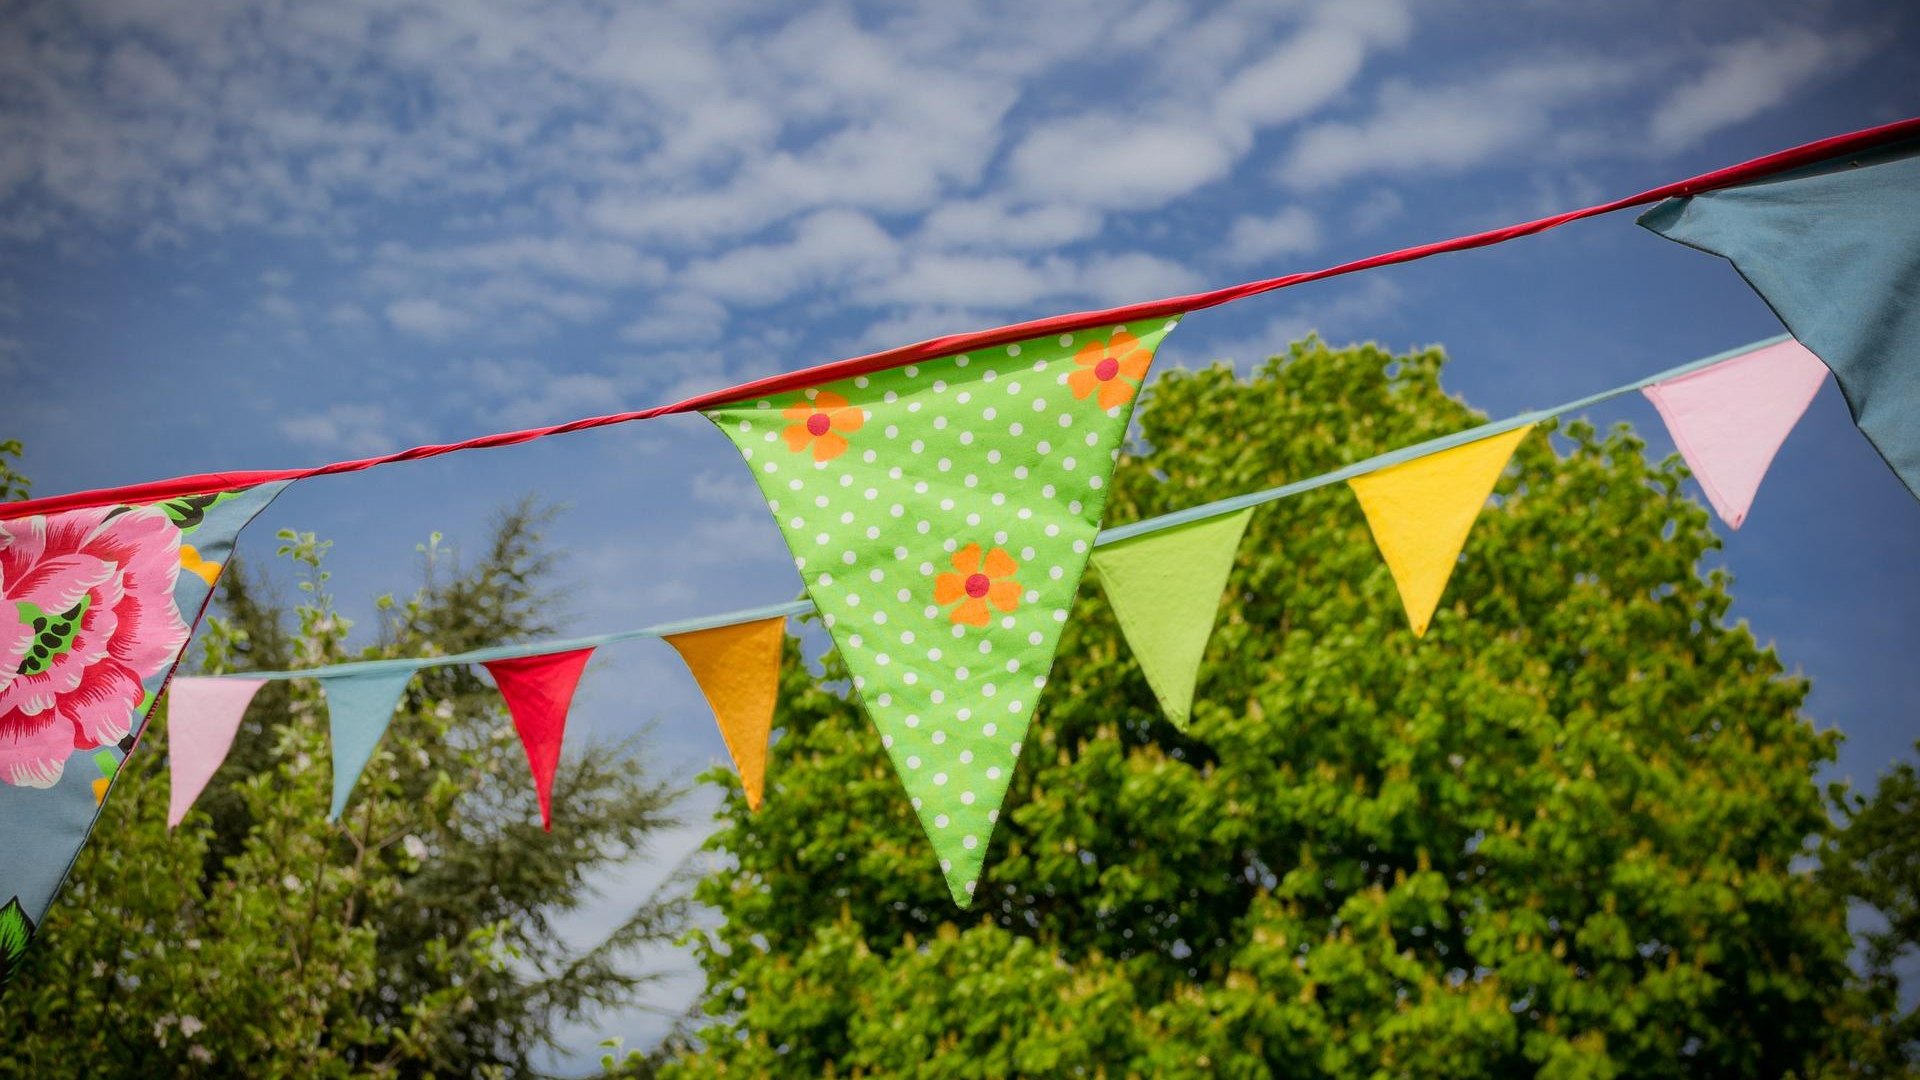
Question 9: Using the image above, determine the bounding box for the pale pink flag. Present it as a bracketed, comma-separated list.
[1643, 339, 1829, 529]
[166, 677, 268, 827]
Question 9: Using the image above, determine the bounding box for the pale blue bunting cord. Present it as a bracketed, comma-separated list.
[215, 333, 1789, 682]
[1096, 332, 1787, 543]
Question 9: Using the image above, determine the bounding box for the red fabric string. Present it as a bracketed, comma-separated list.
[10, 115, 1917, 522]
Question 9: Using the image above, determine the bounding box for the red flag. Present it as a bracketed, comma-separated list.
[483, 649, 593, 831]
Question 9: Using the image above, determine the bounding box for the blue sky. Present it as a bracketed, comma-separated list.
[3, 0, 1916, 1068]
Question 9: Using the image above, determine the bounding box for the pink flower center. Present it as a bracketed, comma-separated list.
[964, 573, 992, 598]
[805, 412, 832, 437]
[1094, 357, 1120, 381]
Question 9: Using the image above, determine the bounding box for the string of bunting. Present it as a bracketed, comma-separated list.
[169, 332, 1829, 903]
[1, 120, 1913, 960]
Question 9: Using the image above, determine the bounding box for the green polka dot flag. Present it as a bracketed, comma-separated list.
[705, 319, 1180, 903]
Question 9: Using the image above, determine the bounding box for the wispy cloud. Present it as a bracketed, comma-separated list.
[1221, 207, 1321, 266]
[278, 402, 430, 457]
[1277, 59, 1643, 189]
[385, 297, 471, 340]
[1649, 29, 1870, 150]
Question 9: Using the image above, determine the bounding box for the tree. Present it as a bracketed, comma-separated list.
[1824, 747, 1920, 1070]
[1, 501, 688, 1078]
[0, 439, 27, 503]
[670, 339, 1875, 1078]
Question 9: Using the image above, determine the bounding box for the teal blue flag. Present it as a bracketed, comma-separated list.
[323, 668, 416, 820]
[1639, 138, 1920, 501]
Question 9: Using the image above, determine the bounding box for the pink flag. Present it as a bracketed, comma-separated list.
[166, 677, 268, 827]
[1642, 339, 1829, 529]
[483, 649, 593, 831]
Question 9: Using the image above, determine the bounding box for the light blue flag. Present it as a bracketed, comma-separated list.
[322, 668, 417, 820]
[1639, 137, 1920, 502]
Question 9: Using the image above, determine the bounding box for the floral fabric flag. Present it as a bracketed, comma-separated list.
[706, 319, 1180, 903]
[665, 617, 787, 813]
[0, 483, 285, 973]
[1089, 509, 1253, 731]
[484, 649, 594, 831]
[1639, 137, 1920, 502]
[1641, 339, 1829, 529]
[1347, 425, 1531, 637]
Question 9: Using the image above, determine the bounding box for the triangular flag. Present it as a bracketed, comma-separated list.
[1089, 509, 1253, 730]
[165, 676, 268, 827]
[1641, 339, 1828, 529]
[664, 617, 786, 812]
[323, 668, 416, 821]
[1640, 138, 1920, 502]
[0, 481, 285, 965]
[1347, 425, 1532, 637]
[704, 319, 1181, 903]
[483, 649, 593, 831]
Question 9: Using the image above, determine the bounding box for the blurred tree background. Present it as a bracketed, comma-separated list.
[668, 339, 1920, 1078]
[3, 337, 1919, 1077]
[0, 494, 687, 1078]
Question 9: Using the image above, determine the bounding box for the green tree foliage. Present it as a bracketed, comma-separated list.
[0, 439, 28, 503]
[671, 339, 1881, 1078]
[1825, 746, 1920, 1068]
[1, 502, 687, 1078]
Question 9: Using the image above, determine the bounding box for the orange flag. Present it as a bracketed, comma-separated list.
[664, 617, 786, 812]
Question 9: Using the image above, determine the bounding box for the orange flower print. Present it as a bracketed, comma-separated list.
[781, 391, 865, 462]
[1068, 330, 1152, 410]
[933, 544, 1022, 628]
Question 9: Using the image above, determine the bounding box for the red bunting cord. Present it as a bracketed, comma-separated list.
[9, 115, 1917, 523]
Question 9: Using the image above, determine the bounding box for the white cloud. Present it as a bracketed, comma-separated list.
[449, 357, 628, 428]
[1005, 1, 1412, 209]
[682, 209, 900, 306]
[915, 201, 1103, 252]
[1075, 252, 1206, 307]
[375, 237, 666, 288]
[1349, 189, 1405, 233]
[1649, 29, 1867, 150]
[278, 402, 428, 457]
[620, 292, 730, 346]
[1278, 59, 1641, 188]
[385, 297, 471, 340]
[1221, 207, 1321, 265]
[1007, 118, 1243, 210]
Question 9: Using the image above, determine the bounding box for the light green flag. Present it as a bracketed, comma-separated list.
[1089, 508, 1252, 730]
[705, 318, 1180, 904]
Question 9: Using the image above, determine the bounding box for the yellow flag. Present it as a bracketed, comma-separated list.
[664, 617, 787, 811]
[1347, 425, 1532, 637]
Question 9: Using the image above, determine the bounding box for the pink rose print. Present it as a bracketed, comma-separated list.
[0, 506, 189, 788]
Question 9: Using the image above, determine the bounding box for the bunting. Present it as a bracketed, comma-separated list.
[1641, 339, 1828, 528]
[165, 676, 267, 827]
[323, 668, 417, 821]
[484, 649, 593, 831]
[705, 320, 1179, 903]
[0, 482, 284, 965]
[6, 118, 1919, 966]
[1347, 425, 1532, 637]
[665, 617, 787, 812]
[1640, 136, 1920, 501]
[1089, 509, 1252, 730]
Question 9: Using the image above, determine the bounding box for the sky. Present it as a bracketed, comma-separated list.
[2, 0, 1916, 1070]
